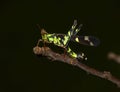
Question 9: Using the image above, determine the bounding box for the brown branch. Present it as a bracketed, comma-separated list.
[108, 52, 120, 64]
[33, 46, 120, 87]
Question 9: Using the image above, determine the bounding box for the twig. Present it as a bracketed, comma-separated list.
[33, 46, 120, 87]
[108, 52, 120, 64]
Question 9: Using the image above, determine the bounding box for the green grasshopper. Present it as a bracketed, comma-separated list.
[36, 20, 100, 61]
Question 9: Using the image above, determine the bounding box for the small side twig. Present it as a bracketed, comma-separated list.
[33, 46, 120, 87]
[108, 52, 120, 64]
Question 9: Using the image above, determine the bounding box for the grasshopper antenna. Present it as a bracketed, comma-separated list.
[36, 24, 42, 46]
[36, 24, 41, 33]
[36, 24, 47, 35]
[36, 24, 41, 30]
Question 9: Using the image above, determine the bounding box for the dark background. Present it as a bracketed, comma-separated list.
[0, 0, 120, 92]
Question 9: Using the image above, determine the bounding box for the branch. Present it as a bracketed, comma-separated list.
[108, 52, 120, 64]
[33, 46, 120, 87]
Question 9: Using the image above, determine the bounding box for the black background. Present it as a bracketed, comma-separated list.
[0, 0, 120, 92]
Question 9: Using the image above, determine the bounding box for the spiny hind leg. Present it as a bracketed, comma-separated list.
[66, 47, 87, 61]
[63, 47, 67, 58]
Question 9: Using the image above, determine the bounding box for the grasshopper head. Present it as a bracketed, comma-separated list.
[41, 29, 48, 35]
[41, 29, 48, 41]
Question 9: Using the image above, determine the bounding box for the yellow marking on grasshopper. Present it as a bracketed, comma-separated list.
[75, 37, 79, 42]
